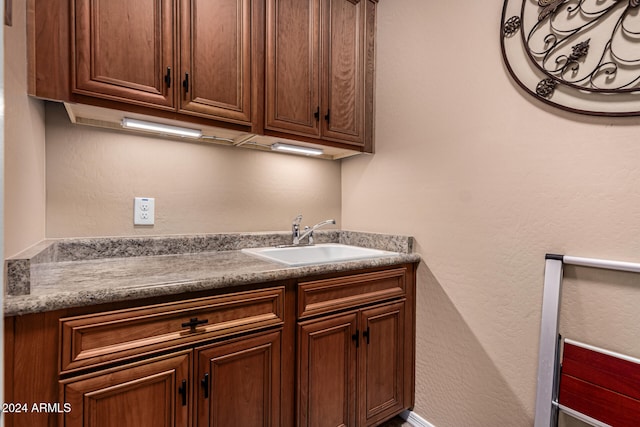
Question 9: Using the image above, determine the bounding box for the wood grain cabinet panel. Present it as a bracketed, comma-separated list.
[298, 268, 406, 319]
[196, 330, 282, 427]
[72, 0, 176, 108]
[265, 0, 320, 137]
[359, 302, 405, 426]
[321, 0, 364, 143]
[298, 312, 358, 427]
[61, 350, 192, 427]
[60, 287, 284, 373]
[179, 0, 253, 124]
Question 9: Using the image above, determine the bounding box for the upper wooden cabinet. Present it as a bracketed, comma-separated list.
[72, 0, 176, 110]
[265, 0, 319, 139]
[178, 0, 254, 123]
[29, 0, 378, 153]
[71, 0, 257, 125]
[266, 0, 377, 150]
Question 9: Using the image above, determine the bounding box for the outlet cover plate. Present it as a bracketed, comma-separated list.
[134, 197, 155, 225]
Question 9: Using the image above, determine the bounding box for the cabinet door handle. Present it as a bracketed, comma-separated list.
[352, 329, 360, 348]
[363, 327, 370, 345]
[183, 72, 190, 93]
[181, 317, 208, 332]
[178, 379, 187, 406]
[324, 109, 331, 123]
[164, 67, 172, 88]
[314, 106, 320, 121]
[201, 373, 209, 399]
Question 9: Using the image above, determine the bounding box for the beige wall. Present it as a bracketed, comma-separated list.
[45, 103, 341, 238]
[342, 1, 640, 426]
[4, 0, 46, 257]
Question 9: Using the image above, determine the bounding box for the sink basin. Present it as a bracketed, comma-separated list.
[242, 243, 398, 266]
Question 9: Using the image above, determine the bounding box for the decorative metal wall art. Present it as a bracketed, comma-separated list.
[501, 0, 640, 116]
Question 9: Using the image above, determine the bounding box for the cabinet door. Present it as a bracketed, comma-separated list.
[196, 330, 281, 427]
[359, 302, 405, 427]
[298, 312, 358, 427]
[73, 0, 175, 109]
[179, 0, 253, 124]
[321, 0, 365, 145]
[265, 0, 321, 137]
[62, 351, 191, 427]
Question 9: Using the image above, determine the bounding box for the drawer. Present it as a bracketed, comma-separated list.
[60, 287, 284, 373]
[297, 268, 406, 319]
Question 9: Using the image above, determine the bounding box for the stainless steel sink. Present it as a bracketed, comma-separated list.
[241, 243, 397, 266]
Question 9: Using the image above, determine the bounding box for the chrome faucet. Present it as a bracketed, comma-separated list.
[291, 215, 336, 245]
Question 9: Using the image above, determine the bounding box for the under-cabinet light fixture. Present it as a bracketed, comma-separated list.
[121, 118, 203, 139]
[271, 142, 323, 156]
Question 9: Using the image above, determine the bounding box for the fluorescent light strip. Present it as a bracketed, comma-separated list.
[121, 118, 202, 139]
[271, 142, 323, 156]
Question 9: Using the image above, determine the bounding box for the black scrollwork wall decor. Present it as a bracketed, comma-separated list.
[501, 0, 640, 116]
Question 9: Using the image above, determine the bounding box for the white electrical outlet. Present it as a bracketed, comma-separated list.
[134, 197, 155, 225]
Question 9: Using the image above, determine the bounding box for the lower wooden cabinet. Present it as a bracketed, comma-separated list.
[5, 263, 416, 427]
[359, 302, 406, 426]
[61, 329, 282, 427]
[298, 312, 358, 427]
[298, 301, 406, 427]
[62, 351, 192, 427]
[196, 330, 281, 427]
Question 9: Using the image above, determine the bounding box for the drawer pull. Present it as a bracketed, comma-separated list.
[164, 67, 172, 88]
[183, 72, 190, 93]
[181, 317, 208, 332]
[352, 329, 360, 348]
[178, 379, 187, 406]
[363, 327, 370, 345]
[201, 373, 209, 399]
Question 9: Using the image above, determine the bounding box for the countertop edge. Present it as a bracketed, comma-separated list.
[4, 253, 421, 317]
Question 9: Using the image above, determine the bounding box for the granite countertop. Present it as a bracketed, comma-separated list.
[4, 231, 421, 316]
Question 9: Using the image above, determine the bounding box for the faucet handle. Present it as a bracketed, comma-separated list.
[292, 214, 303, 245]
[306, 226, 315, 245]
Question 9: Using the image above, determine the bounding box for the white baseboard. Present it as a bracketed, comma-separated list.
[400, 410, 437, 427]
